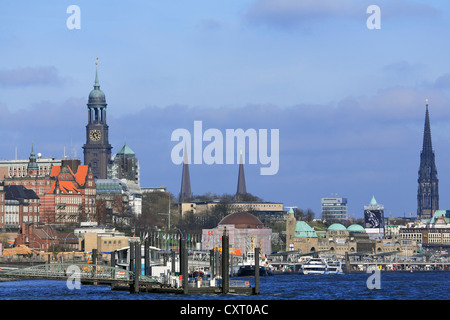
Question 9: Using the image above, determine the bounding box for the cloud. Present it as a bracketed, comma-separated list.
[244, 0, 439, 29]
[197, 19, 224, 31]
[434, 73, 450, 89]
[0, 66, 65, 87]
[1, 77, 449, 216]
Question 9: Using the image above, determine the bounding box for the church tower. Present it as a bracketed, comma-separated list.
[82, 59, 112, 179]
[235, 149, 247, 200]
[179, 144, 192, 202]
[417, 100, 439, 219]
[27, 144, 39, 177]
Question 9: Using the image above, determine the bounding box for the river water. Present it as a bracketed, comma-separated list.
[0, 271, 447, 300]
[0, 271, 447, 319]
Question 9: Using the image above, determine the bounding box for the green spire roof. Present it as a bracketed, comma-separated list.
[117, 143, 135, 155]
[88, 59, 106, 105]
[370, 195, 377, 205]
[27, 144, 38, 170]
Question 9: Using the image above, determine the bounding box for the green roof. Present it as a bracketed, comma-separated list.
[117, 143, 135, 155]
[370, 195, 377, 205]
[328, 223, 347, 231]
[294, 221, 318, 238]
[429, 210, 450, 224]
[347, 224, 365, 232]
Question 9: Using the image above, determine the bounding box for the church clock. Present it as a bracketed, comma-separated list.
[89, 129, 101, 141]
[82, 60, 112, 179]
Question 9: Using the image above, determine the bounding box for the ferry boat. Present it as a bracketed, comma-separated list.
[325, 259, 343, 274]
[301, 258, 343, 275]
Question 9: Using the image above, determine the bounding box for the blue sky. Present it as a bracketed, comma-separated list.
[1, 0, 450, 219]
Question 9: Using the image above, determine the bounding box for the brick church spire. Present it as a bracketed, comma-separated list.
[417, 99, 439, 219]
[179, 143, 192, 202]
[236, 149, 247, 197]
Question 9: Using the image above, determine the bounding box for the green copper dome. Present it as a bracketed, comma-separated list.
[88, 66, 106, 105]
[327, 223, 346, 231]
[347, 224, 365, 232]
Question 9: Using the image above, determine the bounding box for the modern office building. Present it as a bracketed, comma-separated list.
[321, 197, 347, 222]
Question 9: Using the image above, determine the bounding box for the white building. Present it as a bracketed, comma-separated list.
[321, 197, 347, 222]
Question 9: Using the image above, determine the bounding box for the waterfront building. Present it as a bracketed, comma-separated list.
[15, 224, 78, 252]
[285, 211, 409, 255]
[321, 197, 347, 222]
[417, 100, 439, 219]
[2, 151, 55, 225]
[0, 184, 40, 228]
[364, 195, 385, 239]
[46, 160, 97, 225]
[75, 222, 127, 253]
[427, 210, 450, 229]
[202, 211, 272, 257]
[399, 210, 450, 250]
[286, 212, 318, 252]
[83, 61, 112, 180]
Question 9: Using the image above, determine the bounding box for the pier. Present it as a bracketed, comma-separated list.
[265, 249, 449, 273]
[0, 230, 261, 295]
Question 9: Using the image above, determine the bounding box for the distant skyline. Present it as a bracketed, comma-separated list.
[1, 1, 450, 219]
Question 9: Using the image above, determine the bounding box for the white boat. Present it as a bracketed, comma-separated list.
[301, 258, 343, 275]
[325, 259, 343, 274]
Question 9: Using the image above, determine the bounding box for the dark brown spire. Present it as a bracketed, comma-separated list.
[417, 99, 439, 219]
[179, 144, 192, 202]
[236, 149, 247, 196]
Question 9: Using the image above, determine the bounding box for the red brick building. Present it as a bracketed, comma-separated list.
[15, 223, 78, 252]
[48, 159, 97, 225]
[3, 150, 97, 226]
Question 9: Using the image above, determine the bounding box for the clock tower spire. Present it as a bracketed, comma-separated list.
[82, 59, 112, 179]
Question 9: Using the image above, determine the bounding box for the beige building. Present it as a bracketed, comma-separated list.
[202, 211, 272, 257]
[182, 200, 283, 217]
[81, 232, 129, 254]
[286, 212, 410, 255]
[76, 223, 129, 253]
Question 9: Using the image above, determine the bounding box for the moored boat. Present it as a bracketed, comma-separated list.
[237, 265, 273, 277]
[300, 258, 343, 275]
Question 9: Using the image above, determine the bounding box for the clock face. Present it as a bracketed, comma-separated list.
[89, 129, 101, 141]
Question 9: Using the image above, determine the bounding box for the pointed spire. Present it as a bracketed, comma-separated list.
[370, 195, 377, 205]
[422, 99, 433, 156]
[27, 143, 39, 173]
[417, 99, 439, 218]
[94, 57, 100, 89]
[180, 142, 192, 202]
[236, 148, 247, 196]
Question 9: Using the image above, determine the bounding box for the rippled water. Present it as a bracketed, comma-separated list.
[0, 271, 448, 301]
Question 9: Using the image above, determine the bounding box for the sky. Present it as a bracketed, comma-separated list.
[1, 0, 450, 219]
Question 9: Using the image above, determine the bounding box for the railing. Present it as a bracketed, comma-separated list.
[186, 278, 251, 288]
[0, 263, 161, 284]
